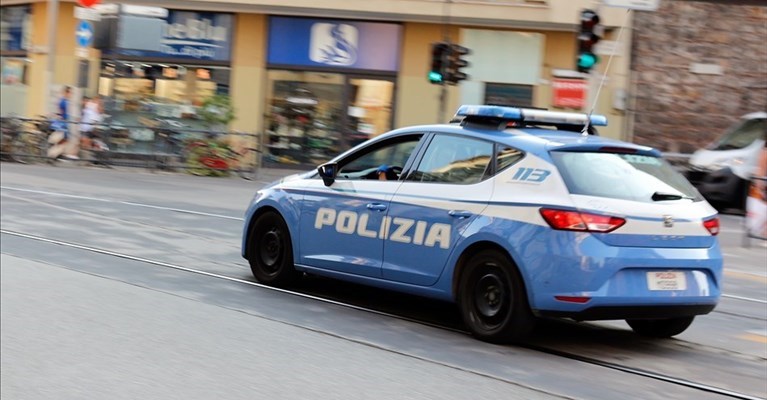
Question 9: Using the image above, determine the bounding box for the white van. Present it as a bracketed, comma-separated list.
[687, 112, 767, 210]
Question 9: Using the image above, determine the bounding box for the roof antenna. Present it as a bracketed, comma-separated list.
[582, 8, 632, 136]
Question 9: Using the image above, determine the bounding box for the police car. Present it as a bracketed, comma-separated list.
[242, 105, 722, 344]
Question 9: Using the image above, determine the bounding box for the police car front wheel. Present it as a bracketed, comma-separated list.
[458, 249, 534, 344]
[249, 211, 299, 286]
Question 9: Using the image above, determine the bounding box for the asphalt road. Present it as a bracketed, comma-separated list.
[1, 163, 765, 400]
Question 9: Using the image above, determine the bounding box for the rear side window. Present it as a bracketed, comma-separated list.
[552, 152, 702, 203]
[496, 145, 524, 173]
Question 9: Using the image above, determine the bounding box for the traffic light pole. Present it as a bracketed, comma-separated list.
[438, 0, 452, 123]
[583, 8, 632, 135]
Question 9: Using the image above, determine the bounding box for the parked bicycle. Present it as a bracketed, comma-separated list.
[1, 115, 52, 164]
[183, 134, 261, 180]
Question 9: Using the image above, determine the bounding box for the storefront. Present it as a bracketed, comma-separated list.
[0, 5, 31, 117]
[264, 16, 402, 166]
[94, 6, 234, 153]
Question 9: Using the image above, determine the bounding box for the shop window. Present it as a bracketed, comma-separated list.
[264, 71, 345, 166]
[484, 82, 533, 108]
[1, 57, 27, 85]
[97, 61, 231, 153]
[1, 57, 29, 117]
[1, 6, 30, 53]
[264, 70, 395, 167]
[347, 79, 394, 146]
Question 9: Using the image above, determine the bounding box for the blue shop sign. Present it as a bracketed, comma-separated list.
[268, 17, 402, 72]
[111, 10, 233, 62]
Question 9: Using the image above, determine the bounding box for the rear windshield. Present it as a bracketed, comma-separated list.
[552, 152, 702, 203]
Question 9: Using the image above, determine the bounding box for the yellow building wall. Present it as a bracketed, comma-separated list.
[229, 13, 267, 133]
[539, 29, 632, 141]
[397, 23, 629, 140]
[396, 23, 460, 127]
[25, 2, 48, 117]
[24, 1, 80, 117]
[19, 4, 630, 141]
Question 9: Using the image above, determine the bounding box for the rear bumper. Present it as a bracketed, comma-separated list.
[686, 167, 747, 207]
[536, 304, 716, 321]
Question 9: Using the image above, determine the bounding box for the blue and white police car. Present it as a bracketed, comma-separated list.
[242, 105, 722, 344]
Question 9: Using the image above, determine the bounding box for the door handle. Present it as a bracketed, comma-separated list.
[448, 210, 473, 219]
[367, 203, 388, 211]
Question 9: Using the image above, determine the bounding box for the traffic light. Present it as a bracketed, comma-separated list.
[429, 42, 449, 84]
[445, 44, 470, 84]
[576, 9, 601, 73]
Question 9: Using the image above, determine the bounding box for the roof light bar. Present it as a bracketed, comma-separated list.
[454, 105, 607, 127]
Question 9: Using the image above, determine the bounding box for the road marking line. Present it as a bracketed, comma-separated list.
[0, 186, 243, 221]
[722, 294, 767, 304]
[724, 270, 767, 284]
[738, 333, 767, 344]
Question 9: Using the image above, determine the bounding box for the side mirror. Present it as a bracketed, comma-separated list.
[318, 162, 338, 186]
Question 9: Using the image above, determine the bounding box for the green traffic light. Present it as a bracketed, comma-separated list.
[428, 71, 444, 83]
[577, 52, 598, 70]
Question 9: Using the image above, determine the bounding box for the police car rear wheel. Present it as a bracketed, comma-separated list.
[626, 316, 694, 338]
[249, 211, 298, 286]
[458, 250, 534, 344]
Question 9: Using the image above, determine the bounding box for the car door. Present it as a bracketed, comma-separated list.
[382, 133, 496, 286]
[298, 133, 424, 278]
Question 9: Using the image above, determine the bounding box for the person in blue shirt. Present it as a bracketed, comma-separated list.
[58, 86, 71, 132]
[48, 86, 79, 160]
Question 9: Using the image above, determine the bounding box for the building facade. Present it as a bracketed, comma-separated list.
[630, 0, 767, 153]
[0, 0, 632, 167]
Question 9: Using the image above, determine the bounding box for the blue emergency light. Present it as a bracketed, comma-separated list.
[454, 105, 608, 127]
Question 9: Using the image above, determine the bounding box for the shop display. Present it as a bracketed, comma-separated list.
[99, 62, 230, 154]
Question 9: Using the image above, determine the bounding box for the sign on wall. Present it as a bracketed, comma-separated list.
[101, 10, 234, 61]
[267, 17, 402, 72]
[552, 78, 587, 109]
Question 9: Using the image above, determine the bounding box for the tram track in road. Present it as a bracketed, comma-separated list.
[2, 228, 765, 400]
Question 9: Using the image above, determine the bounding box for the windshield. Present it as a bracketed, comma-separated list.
[711, 118, 766, 151]
[552, 152, 702, 203]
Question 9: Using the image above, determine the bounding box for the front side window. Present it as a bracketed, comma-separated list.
[552, 152, 702, 203]
[337, 134, 423, 181]
[409, 134, 494, 184]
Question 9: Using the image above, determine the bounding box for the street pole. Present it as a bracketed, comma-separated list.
[437, 0, 452, 123]
[45, 0, 59, 116]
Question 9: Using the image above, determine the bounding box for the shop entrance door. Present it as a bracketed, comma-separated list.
[345, 76, 395, 148]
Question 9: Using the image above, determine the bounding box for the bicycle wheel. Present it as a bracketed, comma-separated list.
[11, 134, 41, 164]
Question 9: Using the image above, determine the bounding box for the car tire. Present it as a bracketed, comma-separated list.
[248, 211, 299, 286]
[458, 249, 534, 344]
[626, 316, 694, 338]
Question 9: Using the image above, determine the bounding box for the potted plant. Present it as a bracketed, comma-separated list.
[186, 94, 238, 176]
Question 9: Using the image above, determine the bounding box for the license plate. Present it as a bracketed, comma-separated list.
[647, 271, 687, 291]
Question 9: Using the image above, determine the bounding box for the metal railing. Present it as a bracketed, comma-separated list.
[0, 116, 262, 178]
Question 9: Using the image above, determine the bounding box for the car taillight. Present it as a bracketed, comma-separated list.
[703, 217, 720, 236]
[540, 208, 626, 233]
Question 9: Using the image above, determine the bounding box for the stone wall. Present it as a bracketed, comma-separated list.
[630, 0, 766, 153]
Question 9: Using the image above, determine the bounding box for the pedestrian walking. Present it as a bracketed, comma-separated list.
[80, 96, 108, 151]
[47, 86, 78, 161]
